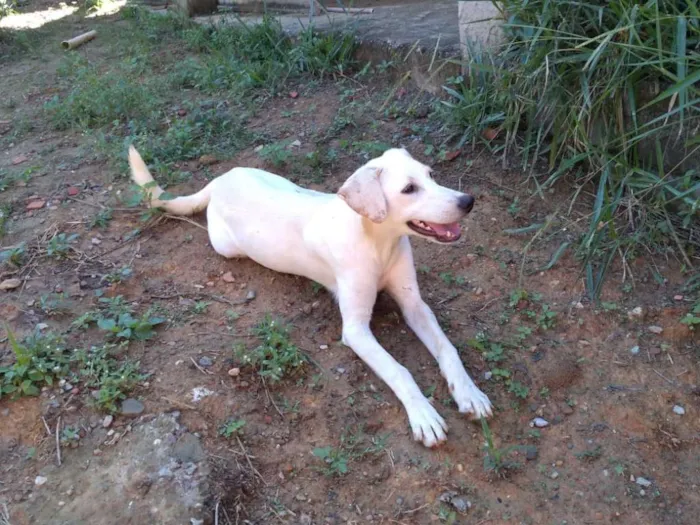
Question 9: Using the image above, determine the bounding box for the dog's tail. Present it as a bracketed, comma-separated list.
[128, 145, 211, 215]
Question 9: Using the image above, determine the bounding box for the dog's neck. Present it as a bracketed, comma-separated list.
[361, 217, 404, 253]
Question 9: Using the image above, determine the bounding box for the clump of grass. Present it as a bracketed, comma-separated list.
[443, 0, 699, 298]
[235, 315, 306, 383]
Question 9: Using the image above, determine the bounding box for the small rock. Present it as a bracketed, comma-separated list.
[484, 371, 493, 380]
[63, 382, 73, 392]
[103, 415, 113, 428]
[672, 405, 685, 416]
[674, 295, 683, 301]
[120, 398, 144, 416]
[336, 367, 346, 374]
[627, 306, 644, 320]
[636, 477, 652, 487]
[531, 417, 549, 428]
[246, 290, 256, 301]
[450, 496, 471, 513]
[199, 154, 217, 166]
[319, 344, 328, 350]
[26, 200, 45, 211]
[648, 325, 663, 334]
[524, 446, 538, 461]
[71, 387, 80, 395]
[228, 367, 240, 377]
[58, 501, 65, 507]
[198, 356, 213, 368]
[190, 519, 204, 525]
[67, 187, 80, 196]
[253, 145, 264, 153]
[91, 237, 101, 245]
[93, 449, 102, 456]
[12, 154, 28, 165]
[630, 345, 640, 355]
[221, 271, 235, 283]
[474, 287, 483, 296]
[289, 91, 299, 99]
[191, 387, 214, 402]
[0, 278, 22, 291]
[35, 476, 48, 486]
[36, 323, 49, 331]
[289, 140, 302, 148]
[550, 471, 559, 479]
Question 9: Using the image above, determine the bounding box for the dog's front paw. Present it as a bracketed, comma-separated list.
[406, 396, 448, 448]
[451, 381, 493, 420]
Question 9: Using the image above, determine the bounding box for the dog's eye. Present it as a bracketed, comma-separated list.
[402, 184, 417, 194]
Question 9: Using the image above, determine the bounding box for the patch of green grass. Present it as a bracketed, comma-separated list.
[313, 446, 349, 476]
[74, 343, 149, 413]
[0, 329, 71, 398]
[0, 242, 25, 267]
[235, 315, 306, 383]
[444, 0, 700, 298]
[313, 424, 390, 477]
[73, 295, 165, 341]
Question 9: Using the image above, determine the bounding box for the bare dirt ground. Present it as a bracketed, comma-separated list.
[1, 4, 699, 525]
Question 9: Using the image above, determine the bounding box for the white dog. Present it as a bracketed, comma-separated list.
[128, 145, 492, 447]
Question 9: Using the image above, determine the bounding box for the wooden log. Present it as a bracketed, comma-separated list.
[61, 30, 97, 50]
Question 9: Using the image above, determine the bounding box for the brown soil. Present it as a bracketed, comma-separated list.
[1, 5, 699, 525]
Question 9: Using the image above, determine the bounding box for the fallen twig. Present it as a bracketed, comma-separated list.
[41, 416, 52, 436]
[190, 356, 212, 375]
[56, 416, 62, 467]
[236, 436, 266, 486]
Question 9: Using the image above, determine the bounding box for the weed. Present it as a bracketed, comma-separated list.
[39, 293, 70, 316]
[468, 332, 506, 363]
[74, 343, 148, 413]
[257, 140, 293, 168]
[0, 329, 70, 398]
[96, 312, 165, 341]
[680, 301, 700, 329]
[507, 380, 529, 400]
[61, 426, 80, 444]
[536, 304, 557, 331]
[0, 242, 25, 267]
[46, 233, 79, 258]
[235, 315, 306, 383]
[313, 446, 349, 476]
[481, 418, 521, 478]
[89, 208, 113, 229]
[102, 266, 133, 285]
[219, 418, 246, 438]
[575, 445, 603, 463]
[191, 301, 211, 314]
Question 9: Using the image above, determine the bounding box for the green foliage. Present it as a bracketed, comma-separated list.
[74, 343, 148, 413]
[0, 329, 70, 398]
[46, 233, 79, 258]
[481, 418, 521, 478]
[73, 295, 165, 341]
[445, 0, 700, 297]
[235, 315, 306, 383]
[219, 418, 246, 438]
[313, 446, 349, 476]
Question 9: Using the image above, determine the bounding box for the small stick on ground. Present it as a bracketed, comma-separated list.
[190, 356, 212, 375]
[236, 436, 266, 486]
[41, 416, 52, 436]
[162, 396, 197, 410]
[261, 376, 284, 418]
[56, 416, 62, 467]
[164, 214, 208, 232]
[653, 369, 675, 385]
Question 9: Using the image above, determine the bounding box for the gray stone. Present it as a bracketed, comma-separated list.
[636, 477, 652, 487]
[450, 496, 471, 513]
[121, 398, 145, 416]
[103, 415, 113, 428]
[673, 405, 685, 416]
[531, 417, 549, 428]
[525, 446, 538, 461]
[173, 433, 206, 463]
[198, 356, 213, 368]
[246, 290, 256, 301]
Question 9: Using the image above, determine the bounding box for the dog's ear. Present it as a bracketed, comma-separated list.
[337, 166, 387, 223]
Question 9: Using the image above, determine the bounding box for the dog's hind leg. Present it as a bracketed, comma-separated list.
[206, 206, 245, 259]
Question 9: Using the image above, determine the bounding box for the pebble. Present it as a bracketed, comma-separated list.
[550, 471, 559, 479]
[674, 295, 683, 301]
[26, 200, 45, 211]
[484, 371, 493, 380]
[35, 476, 48, 486]
[0, 278, 22, 290]
[525, 446, 538, 461]
[245, 290, 256, 301]
[63, 382, 73, 392]
[636, 477, 652, 487]
[36, 323, 49, 331]
[450, 496, 471, 513]
[673, 405, 685, 416]
[290, 139, 302, 148]
[228, 367, 240, 377]
[221, 272, 235, 283]
[254, 145, 264, 152]
[120, 398, 144, 416]
[627, 306, 644, 320]
[648, 325, 663, 334]
[103, 415, 113, 428]
[198, 356, 213, 368]
[530, 417, 549, 428]
[319, 344, 328, 350]
[91, 237, 101, 245]
[336, 367, 346, 374]
[67, 187, 80, 196]
[630, 345, 640, 355]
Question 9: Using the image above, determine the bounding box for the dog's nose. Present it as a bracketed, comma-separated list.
[457, 194, 475, 213]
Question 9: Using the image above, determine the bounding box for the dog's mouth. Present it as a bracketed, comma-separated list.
[407, 220, 462, 243]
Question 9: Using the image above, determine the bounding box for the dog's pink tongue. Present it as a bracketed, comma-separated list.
[426, 222, 461, 236]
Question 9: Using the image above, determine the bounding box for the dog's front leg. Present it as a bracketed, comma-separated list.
[386, 240, 492, 419]
[337, 281, 448, 447]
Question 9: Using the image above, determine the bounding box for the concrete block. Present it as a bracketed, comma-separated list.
[457, 1, 504, 58]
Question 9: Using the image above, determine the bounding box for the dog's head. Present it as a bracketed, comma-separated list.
[337, 148, 474, 244]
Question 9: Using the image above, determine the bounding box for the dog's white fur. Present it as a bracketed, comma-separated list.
[129, 145, 492, 447]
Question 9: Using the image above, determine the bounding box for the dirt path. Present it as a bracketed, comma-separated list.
[1, 4, 698, 525]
